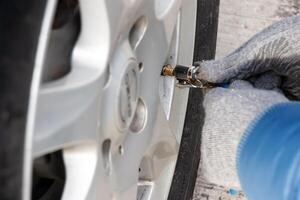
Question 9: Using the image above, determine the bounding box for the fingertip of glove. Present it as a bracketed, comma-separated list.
[195, 60, 231, 84]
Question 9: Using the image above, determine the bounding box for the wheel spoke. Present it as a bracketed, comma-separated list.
[33, 0, 115, 157]
[33, 67, 104, 157]
[62, 143, 111, 200]
[154, 0, 183, 45]
[109, 102, 179, 199]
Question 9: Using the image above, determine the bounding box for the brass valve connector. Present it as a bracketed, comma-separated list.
[161, 64, 174, 76]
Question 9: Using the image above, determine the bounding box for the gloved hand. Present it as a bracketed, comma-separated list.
[195, 15, 300, 99]
[200, 80, 288, 189]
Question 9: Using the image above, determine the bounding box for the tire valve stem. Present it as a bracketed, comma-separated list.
[161, 64, 215, 89]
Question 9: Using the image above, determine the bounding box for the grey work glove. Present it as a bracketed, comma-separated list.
[200, 80, 288, 189]
[196, 15, 300, 99]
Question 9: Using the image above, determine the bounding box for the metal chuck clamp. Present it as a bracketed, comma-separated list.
[161, 64, 215, 88]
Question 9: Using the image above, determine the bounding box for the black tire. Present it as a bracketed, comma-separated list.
[168, 0, 220, 199]
[0, 1, 48, 200]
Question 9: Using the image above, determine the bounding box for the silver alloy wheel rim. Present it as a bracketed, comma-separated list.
[24, 0, 197, 199]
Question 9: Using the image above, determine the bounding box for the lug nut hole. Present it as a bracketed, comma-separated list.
[102, 139, 112, 174]
[118, 145, 124, 155]
[138, 62, 144, 71]
[129, 16, 148, 50]
[130, 98, 147, 133]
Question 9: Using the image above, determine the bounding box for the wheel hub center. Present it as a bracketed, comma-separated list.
[118, 60, 139, 129]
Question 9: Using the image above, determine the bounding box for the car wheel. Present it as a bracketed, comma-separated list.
[0, 0, 219, 199]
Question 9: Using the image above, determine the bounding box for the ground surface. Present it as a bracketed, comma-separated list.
[192, 0, 300, 199]
[215, 0, 300, 58]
